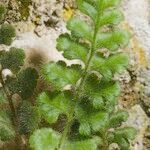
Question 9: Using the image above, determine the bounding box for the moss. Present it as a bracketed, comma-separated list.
[16, 0, 31, 20]
[0, 4, 6, 21]
[0, 24, 16, 45]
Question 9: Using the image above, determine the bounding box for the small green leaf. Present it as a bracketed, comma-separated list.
[0, 111, 15, 141]
[96, 30, 130, 51]
[109, 111, 129, 128]
[91, 53, 129, 78]
[63, 137, 100, 150]
[17, 101, 40, 134]
[79, 121, 91, 136]
[30, 128, 100, 150]
[96, 0, 121, 11]
[42, 61, 82, 90]
[38, 91, 73, 124]
[67, 17, 93, 41]
[89, 112, 109, 132]
[84, 74, 120, 109]
[116, 138, 130, 150]
[76, 103, 109, 135]
[0, 24, 16, 45]
[115, 127, 137, 140]
[77, 0, 97, 22]
[99, 10, 124, 27]
[0, 47, 25, 73]
[29, 128, 60, 150]
[7, 67, 38, 99]
[57, 34, 89, 62]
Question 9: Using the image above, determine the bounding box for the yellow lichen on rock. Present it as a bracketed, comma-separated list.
[122, 22, 149, 68]
[63, 5, 74, 21]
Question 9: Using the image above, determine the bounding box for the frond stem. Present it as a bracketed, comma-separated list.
[57, 16, 100, 150]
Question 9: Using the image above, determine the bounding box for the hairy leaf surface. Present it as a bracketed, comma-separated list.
[0, 47, 25, 73]
[91, 53, 129, 78]
[0, 111, 15, 141]
[7, 67, 38, 99]
[0, 24, 16, 45]
[96, 30, 129, 51]
[83, 74, 120, 109]
[30, 128, 100, 150]
[57, 34, 89, 62]
[38, 91, 73, 124]
[42, 61, 82, 90]
[109, 110, 129, 128]
[67, 17, 93, 41]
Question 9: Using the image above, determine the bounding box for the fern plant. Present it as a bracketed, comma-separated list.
[0, 4, 39, 149]
[30, 0, 136, 150]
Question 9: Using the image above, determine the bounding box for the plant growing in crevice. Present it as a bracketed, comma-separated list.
[30, 0, 137, 150]
[0, 4, 39, 150]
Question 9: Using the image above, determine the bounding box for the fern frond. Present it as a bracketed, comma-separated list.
[109, 110, 129, 128]
[96, 30, 130, 51]
[99, 10, 124, 27]
[29, 128, 61, 150]
[83, 74, 120, 109]
[75, 103, 109, 135]
[113, 127, 137, 150]
[42, 61, 82, 90]
[67, 17, 93, 41]
[38, 91, 73, 124]
[91, 53, 129, 78]
[77, 0, 97, 22]
[95, 0, 121, 11]
[57, 34, 89, 62]
[30, 128, 100, 150]
[30, 0, 136, 149]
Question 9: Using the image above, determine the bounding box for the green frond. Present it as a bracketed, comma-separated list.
[91, 53, 129, 78]
[116, 138, 130, 150]
[77, 0, 97, 22]
[99, 10, 124, 27]
[38, 91, 73, 124]
[83, 74, 120, 109]
[96, 30, 130, 51]
[29, 128, 61, 150]
[96, 0, 122, 11]
[57, 34, 89, 62]
[67, 17, 93, 42]
[30, 128, 100, 150]
[63, 137, 100, 150]
[0, 24, 16, 45]
[17, 101, 40, 134]
[0, 111, 15, 141]
[42, 61, 82, 90]
[7, 67, 38, 99]
[79, 121, 91, 136]
[114, 127, 137, 141]
[0, 47, 25, 73]
[75, 103, 109, 135]
[0, 4, 6, 21]
[109, 110, 129, 128]
[112, 127, 137, 150]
